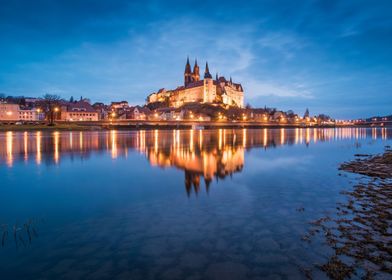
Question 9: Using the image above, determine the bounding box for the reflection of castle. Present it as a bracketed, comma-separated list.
[0, 128, 390, 195]
[144, 130, 245, 196]
[147, 58, 244, 108]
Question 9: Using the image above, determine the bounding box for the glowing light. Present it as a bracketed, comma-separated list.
[69, 132, 73, 148]
[190, 129, 194, 152]
[154, 129, 159, 153]
[263, 128, 267, 147]
[242, 128, 247, 148]
[79, 132, 83, 150]
[54, 131, 60, 163]
[36, 131, 41, 164]
[6, 131, 13, 167]
[111, 130, 118, 159]
[24, 131, 28, 161]
[218, 129, 223, 150]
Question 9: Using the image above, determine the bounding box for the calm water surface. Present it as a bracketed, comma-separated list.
[0, 128, 390, 279]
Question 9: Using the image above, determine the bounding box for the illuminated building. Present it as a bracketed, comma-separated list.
[0, 103, 41, 121]
[147, 58, 244, 108]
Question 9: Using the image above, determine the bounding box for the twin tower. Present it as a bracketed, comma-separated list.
[184, 57, 212, 86]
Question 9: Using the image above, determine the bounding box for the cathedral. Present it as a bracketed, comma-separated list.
[147, 58, 244, 108]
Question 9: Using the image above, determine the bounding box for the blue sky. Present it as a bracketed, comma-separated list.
[0, 0, 391, 118]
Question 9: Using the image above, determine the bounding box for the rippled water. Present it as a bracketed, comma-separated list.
[0, 128, 390, 279]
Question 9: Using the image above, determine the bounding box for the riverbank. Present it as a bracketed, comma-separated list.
[303, 149, 392, 279]
[0, 123, 103, 131]
[0, 121, 384, 132]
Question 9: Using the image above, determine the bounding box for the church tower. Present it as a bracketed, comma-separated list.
[203, 62, 215, 103]
[184, 57, 192, 86]
[192, 59, 200, 82]
[204, 62, 212, 79]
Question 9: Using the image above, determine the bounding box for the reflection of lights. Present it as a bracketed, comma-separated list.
[154, 129, 159, 153]
[2, 128, 390, 170]
[6, 131, 13, 167]
[79, 131, 83, 151]
[218, 129, 223, 150]
[54, 131, 60, 163]
[381, 128, 386, 140]
[111, 130, 117, 159]
[199, 130, 203, 149]
[189, 129, 194, 152]
[305, 128, 310, 144]
[36, 131, 41, 164]
[242, 128, 247, 148]
[280, 128, 285, 145]
[6, 111, 12, 116]
[299, 128, 303, 144]
[24, 131, 28, 161]
[69, 132, 73, 148]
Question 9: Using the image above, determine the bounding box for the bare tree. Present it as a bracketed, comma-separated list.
[37, 94, 62, 125]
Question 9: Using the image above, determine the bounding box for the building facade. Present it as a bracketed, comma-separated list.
[147, 58, 244, 108]
[60, 101, 99, 121]
[0, 103, 41, 121]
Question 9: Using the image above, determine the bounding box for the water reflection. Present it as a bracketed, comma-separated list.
[0, 128, 390, 186]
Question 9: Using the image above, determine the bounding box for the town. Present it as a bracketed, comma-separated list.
[0, 58, 390, 128]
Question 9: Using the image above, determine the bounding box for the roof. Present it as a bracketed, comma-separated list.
[133, 105, 151, 114]
[67, 101, 96, 113]
[184, 80, 204, 89]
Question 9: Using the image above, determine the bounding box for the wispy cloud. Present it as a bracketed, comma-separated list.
[245, 78, 313, 100]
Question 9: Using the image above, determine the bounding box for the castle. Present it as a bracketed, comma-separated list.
[147, 58, 244, 108]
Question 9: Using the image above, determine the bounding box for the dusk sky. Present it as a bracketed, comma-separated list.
[0, 0, 391, 119]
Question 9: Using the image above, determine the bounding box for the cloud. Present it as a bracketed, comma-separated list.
[257, 32, 307, 59]
[243, 78, 314, 100]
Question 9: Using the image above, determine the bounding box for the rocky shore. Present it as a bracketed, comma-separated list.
[303, 149, 392, 279]
[339, 150, 392, 179]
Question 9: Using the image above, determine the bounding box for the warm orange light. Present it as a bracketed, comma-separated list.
[54, 107, 59, 112]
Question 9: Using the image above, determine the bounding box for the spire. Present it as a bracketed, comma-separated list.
[204, 62, 212, 79]
[185, 57, 192, 73]
[216, 73, 218, 80]
[230, 76, 232, 84]
[193, 59, 199, 74]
